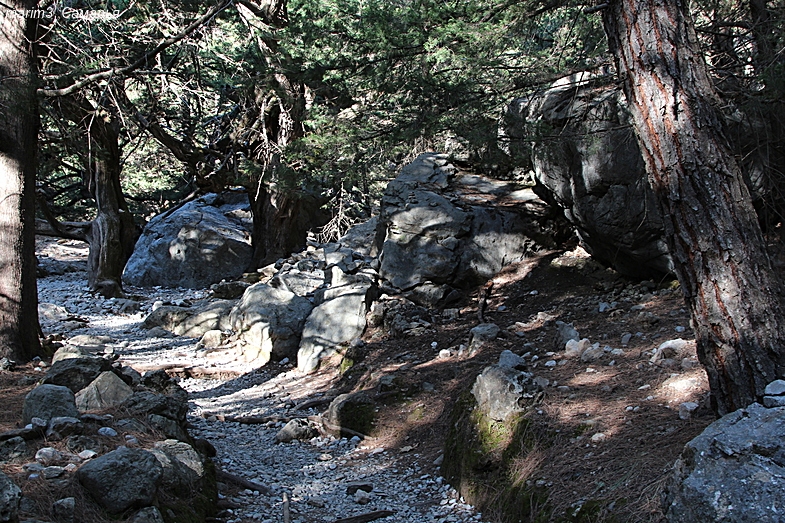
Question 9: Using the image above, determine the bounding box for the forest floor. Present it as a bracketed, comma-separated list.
[0, 238, 716, 523]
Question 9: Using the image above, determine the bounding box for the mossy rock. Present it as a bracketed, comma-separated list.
[442, 391, 552, 523]
[158, 459, 218, 523]
[326, 392, 375, 436]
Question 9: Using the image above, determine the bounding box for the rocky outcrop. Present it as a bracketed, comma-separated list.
[123, 192, 253, 288]
[375, 153, 568, 306]
[297, 268, 379, 373]
[502, 71, 671, 278]
[230, 283, 314, 365]
[0, 471, 21, 522]
[502, 71, 778, 278]
[663, 401, 785, 522]
[141, 301, 234, 338]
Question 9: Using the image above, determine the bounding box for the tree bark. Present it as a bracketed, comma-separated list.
[602, 0, 785, 414]
[56, 93, 138, 297]
[0, 2, 42, 360]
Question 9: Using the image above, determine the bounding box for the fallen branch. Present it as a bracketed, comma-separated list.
[293, 395, 336, 411]
[332, 510, 396, 523]
[311, 415, 371, 440]
[477, 281, 493, 323]
[283, 492, 291, 523]
[215, 469, 271, 495]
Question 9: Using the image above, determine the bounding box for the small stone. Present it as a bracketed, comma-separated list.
[620, 333, 632, 346]
[42, 466, 66, 479]
[97, 427, 118, 437]
[764, 380, 785, 396]
[675, 325, 686, 333]
[78, 450, 97, 460]
[354, 490, 371, 504]
[544, 360, 557, 368]
[307, 497, 325, 508]
[763, 396, 785, 408]
[678, 402, 700, 420]
[52, 497, 76, 523]
[591, 433, 607, 443]
[35, 447, 62, 465]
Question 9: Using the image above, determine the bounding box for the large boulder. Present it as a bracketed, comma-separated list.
[230, 283, 314, 365]
[42, 357, 113, 393]
[502, 70, 777, 278]
[123, 192, 253, 288]
[375, 153, 568, 306]
[662, 402, 785, 522]
[76, 447, 163, 514]
[141, 300, 234, 338]
[297, 269, 379, 373]
[22, 384, 79, 424]
[75, 372, 134, 412]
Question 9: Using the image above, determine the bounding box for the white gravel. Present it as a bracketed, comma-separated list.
[36, 239, 488, 523]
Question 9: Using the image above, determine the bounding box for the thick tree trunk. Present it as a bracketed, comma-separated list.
[83, 104, 138, 298]
[602, 0, 785, 414]
[58, 94, 138, 297]
[0, 3, 42, 360]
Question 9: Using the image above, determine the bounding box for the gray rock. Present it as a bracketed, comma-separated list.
[22, 385, 79, 424]
[0, 471, 21, 523]
[231, 283, 314, 365]
[763, 396, 785, 408]
[471, 365, 543, 421]
[325, 393, 376, 437]
[270, 270, 325, 297]
[52, 497, 75, 523]
[45, 417, 83, 441]
[502, 72, 672, 278]
[276, 419, 318, 443]
[42, 357, 113, 393]
[663, 403, 785, 522]
[580, 343, 605, 363]
[75, 371, 134, 412]
[123, 192, 254, 288]
[76, 447, 163, 514]
[338, 217, 378, 257]
[554, 321, 580, 349]
[468, 323, 500, 354]
[0, 437, 27, 462]
[141, 301, 234, 338]
[498, 350, 525, 369]
[297, 279, 378, 373]
[765, 379, 785, 396]
[375, 154, 567, 306]
[210, 280, 251, 299]
[51, 345, 92, 364]
[150, 440, 204, 495]
[130, 506, 165, 523]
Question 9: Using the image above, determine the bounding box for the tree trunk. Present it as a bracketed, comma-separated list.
[57, 94, 138, 297]
[602, 0, 785, 415]
[0, 3, 42, 360]
[83, 101, 138, 298]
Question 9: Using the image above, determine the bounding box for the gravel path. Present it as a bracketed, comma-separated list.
[36, 239, 488, 523]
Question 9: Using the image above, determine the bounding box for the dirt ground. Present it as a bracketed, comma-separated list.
[0, 243, 714, 522]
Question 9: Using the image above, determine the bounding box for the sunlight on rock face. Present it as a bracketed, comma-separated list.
[658, 369, 709, 406]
